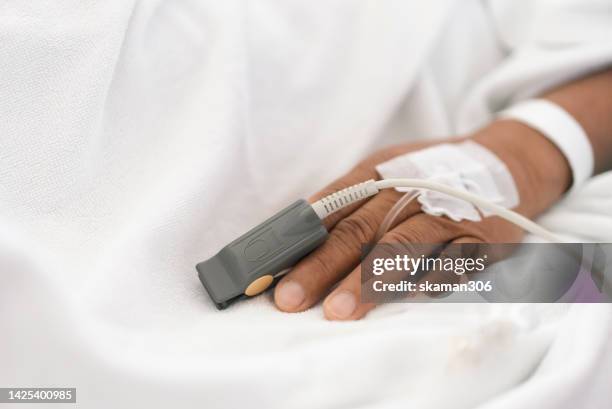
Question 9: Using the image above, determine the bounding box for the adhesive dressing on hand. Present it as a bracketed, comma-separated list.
[375, 141, 519, 222]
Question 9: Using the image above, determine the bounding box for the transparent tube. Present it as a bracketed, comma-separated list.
[373, 191, 419, 243]
[312, 178, 563, 243]
[374, 178, 563, 243]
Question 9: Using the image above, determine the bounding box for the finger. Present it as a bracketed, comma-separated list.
[275, 188, 420, 312]
[415, 236, 484, 299]
[323, 265, 375, 320]
[323, 214, 461, 320]
[379, 212, 460, 246]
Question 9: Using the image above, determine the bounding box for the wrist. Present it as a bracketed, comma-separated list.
[469, 120, 572, 218]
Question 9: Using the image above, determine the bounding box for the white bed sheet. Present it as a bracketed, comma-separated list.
[1, 1, 611, 408]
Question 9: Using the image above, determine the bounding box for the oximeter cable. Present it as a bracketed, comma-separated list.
[311, 178, 563, 243]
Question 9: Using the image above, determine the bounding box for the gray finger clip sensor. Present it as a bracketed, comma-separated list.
[196, 200, 329, 309]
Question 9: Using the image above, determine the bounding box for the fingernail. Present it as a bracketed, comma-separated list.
[326, 291, 357, 319]
[275, 281, 305, 311]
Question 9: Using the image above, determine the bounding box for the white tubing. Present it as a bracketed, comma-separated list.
[311, 179, 379, 219]
[374, 178, 563, 243]
[310, 178, 563, 243]
[374, 191, 419, 243]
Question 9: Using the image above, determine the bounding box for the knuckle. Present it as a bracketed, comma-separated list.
[334, 211, 378, 245]
[291, 246, 342, 289]
[382, 230, 409, 244]
[385, 225, 428, 244]
[306, 251, 338, 282]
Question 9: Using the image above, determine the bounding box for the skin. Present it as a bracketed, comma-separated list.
[274, 68, 612, 320]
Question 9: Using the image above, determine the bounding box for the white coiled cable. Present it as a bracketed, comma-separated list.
[310, 180, 379, 219]
[311, 178, 563, 243]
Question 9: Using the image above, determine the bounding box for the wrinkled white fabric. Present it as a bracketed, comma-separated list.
[1, 1, 612, 408]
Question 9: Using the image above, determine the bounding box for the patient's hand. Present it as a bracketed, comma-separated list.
[273, 120, 572, 320]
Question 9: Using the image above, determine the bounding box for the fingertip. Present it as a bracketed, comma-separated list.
[323, 264, 379, 320]
[323, 290, 357, 320]
[274, 280, 306, 312]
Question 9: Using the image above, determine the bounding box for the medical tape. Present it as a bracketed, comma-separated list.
[375, 141, 519, 222]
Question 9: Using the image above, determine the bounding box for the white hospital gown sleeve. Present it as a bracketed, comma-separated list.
[457, 0, 612, 130]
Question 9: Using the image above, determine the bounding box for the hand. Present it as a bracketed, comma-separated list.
[273, 120, 572, 320]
